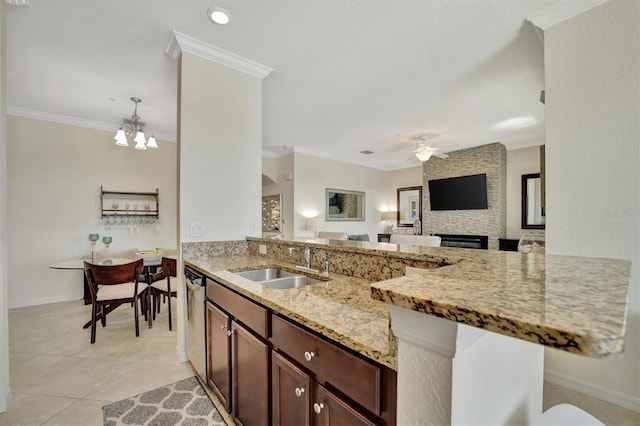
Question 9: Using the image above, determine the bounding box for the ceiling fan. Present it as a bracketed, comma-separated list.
[409, 144, 449, 162]
[405, 136, 453, 162]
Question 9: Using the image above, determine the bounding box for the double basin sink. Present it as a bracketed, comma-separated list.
[234, 267, 324, 289]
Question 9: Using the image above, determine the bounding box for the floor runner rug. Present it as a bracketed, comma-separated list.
[103, 376, 226, 425]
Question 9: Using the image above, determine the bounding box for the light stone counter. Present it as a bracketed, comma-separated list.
[184, 254, 397, 369]
[371, 250, 631, 358]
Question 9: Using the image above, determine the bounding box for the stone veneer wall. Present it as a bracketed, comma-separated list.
[422, 142, 506, 250]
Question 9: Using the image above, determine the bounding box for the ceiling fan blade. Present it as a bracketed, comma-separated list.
[433, 152, 449, 159]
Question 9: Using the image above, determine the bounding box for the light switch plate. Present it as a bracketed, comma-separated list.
[190, 222, 204, 237]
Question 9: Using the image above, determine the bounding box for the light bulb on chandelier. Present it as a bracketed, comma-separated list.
[114, 97, 158, 150]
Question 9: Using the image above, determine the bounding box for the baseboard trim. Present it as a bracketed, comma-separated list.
[8, 295, 80, 309]
[0, 388, 12, 413]
[545, 369, 640, 413]
[176, 345, 189, 363]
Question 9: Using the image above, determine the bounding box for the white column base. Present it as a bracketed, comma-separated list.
[390, 306, 544, 425]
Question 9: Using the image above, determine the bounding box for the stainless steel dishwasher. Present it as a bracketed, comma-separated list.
[184, 265, 206, 382]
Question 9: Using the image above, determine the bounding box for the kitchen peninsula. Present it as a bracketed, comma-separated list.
[183, 236, 631, 425]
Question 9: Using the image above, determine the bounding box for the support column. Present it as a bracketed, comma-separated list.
[390, 306, 544, 425]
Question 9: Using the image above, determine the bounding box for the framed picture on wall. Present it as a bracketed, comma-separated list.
[325, 188, 365, 221]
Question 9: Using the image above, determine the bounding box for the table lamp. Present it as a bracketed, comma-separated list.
[381, 211, 396, 233]
[88, 233, 100, 246]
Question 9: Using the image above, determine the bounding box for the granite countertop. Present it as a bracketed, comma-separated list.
[371, 251, 631, 358]
[184, 255, 397, 370]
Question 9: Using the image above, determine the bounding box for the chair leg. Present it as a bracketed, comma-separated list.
[167, 293, 172, 331]
[101, 305, 106, 327]
[91, 303, 97, 344]
[134, 297, 140, 337]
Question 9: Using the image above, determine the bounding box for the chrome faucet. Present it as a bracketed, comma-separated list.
[321, 254, 329, 275]
[304, 246, 311, 269]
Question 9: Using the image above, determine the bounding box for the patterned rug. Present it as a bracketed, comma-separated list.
[103, 376, 226, 426]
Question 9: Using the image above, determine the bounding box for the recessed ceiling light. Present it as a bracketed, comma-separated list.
[207, 7, 231, 25]
[492, 116, 537, 130]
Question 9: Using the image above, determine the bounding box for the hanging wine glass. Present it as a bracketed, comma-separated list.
[102, 236, 112, 248]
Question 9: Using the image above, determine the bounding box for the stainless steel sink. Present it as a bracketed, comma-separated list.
[234, 268, 297, 282]
[260, 275, 324, 289]
[233, 267, 324, 289]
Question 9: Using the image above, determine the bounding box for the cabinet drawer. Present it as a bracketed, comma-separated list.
[207, 279, 268, 339]
[271, 315, 381, 416]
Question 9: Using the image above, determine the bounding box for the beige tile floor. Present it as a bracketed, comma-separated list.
[1, 299, 638, 425]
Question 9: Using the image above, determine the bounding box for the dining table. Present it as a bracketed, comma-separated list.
[49, 251, 176, 329]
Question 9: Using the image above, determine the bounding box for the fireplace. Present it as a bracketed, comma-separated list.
[435, 234, 488, 250]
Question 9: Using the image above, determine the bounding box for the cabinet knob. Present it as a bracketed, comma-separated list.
[227, 329, 234, 337]
[220, 324, 226, 330]
[294, 387, 305, 398]
[304, 351, 315, 361]
[313, 402, 325, 414]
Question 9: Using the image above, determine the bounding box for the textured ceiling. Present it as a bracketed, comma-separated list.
[5, 0, 562, 170]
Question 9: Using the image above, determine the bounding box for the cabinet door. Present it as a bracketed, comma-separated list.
[272, 351, 311, 426]
[232, 321, 269, 426]
[206, 301, 231, 412]
[312, 383, 375, 426]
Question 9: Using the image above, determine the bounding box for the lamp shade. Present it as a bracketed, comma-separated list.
[134, 131, 147, 150]
[114, 128, 128, 146]
[305, 217, 323, 231]
[381, 211, 396, 221]
[146, 136, 158, 148]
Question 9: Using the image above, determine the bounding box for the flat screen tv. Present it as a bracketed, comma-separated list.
[428, 173, 488, 211]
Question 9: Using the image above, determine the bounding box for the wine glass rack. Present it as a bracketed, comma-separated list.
[100, 185, 159, 219]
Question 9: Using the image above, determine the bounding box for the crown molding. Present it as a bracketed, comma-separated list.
[526, 0, 610, 37]
[4, 0, 29, 6]
[7, 106, 176, 142]
[165, 30, 273, 80]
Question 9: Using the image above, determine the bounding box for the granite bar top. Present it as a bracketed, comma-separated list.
[371, 251, 631, 358]
[184, 254, 397, 370]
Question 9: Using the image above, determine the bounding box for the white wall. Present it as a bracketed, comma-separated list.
[506, 145, 542, 239]
[293, 153, 392, 239]
[0, 2, 10, 412]
[6, 117, 177, 308]
[262, 153, 294, 236]
[179, 52, 262, 243]
[544, 0, 639, 411]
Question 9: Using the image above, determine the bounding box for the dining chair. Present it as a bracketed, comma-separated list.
[83, 259, 148, 344]
[150, 256, 180, 330]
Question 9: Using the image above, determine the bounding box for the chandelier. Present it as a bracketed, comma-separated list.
[114, 97, 158, 150]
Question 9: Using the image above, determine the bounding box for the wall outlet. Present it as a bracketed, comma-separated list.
[249, 222, 258, 235]
[259, 244, 267, 255]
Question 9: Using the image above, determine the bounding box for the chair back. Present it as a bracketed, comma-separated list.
[317, 231, 348, 240]
[390, 234, 441, 247]
[161, 257, 177, 278]
[84, 259, 143, 287]
[92, 248, 138, 263]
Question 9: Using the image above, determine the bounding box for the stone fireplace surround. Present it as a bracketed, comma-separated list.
[422, 142, 507, 250]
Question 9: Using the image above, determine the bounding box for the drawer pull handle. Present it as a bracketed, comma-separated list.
[304, 351, 315, 361]
[313, 402, 324, 414]
[294, 387, 305, 398]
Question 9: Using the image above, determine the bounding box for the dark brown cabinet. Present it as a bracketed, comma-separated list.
[231, 321, 270, 426]
[206, 279, 270, 425]
[206, 277, 397, 426]
[206, 301, 231, 412]
[272, 351, 311, 426]
[312, 383, 376, 426]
